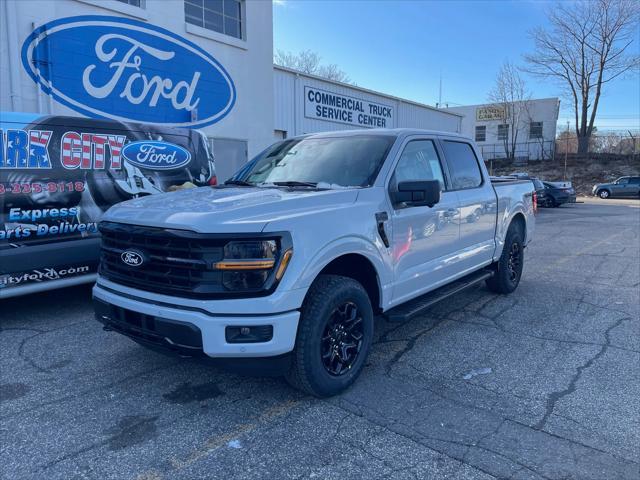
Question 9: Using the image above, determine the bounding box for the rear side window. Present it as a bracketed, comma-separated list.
[628, 177, 640, 185]
[441, 141, 483, 190]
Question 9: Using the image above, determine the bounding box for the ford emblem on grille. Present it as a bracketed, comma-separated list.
[121, 250, 144, 267]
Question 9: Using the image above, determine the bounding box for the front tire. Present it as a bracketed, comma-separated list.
[598, 189, 610, 199]
[486, 223, 524, 294]
[286, 275, 374, 397]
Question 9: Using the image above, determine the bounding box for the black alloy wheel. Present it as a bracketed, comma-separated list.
[286, 275, 374, 397]
[507, 242, 522, 283]
[321, 302, 364, 376]
[486, 222, 525, 294]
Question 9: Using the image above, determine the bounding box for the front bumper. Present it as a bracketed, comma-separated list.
[93, 283, 299, 358]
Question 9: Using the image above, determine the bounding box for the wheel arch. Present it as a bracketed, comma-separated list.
[494, 207, 530, 262]
[510, 212, 526, 238]
[294, 238, 387, 313]
[316, 254, 382, 314]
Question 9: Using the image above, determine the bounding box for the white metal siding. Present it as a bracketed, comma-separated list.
[274, 67, 461, 137]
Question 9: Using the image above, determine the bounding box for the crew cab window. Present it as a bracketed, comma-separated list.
[441, 140, 483, 190]
[393, 140, 445, 190]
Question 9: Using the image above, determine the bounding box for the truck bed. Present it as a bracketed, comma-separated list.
[490, 176, 534, 186]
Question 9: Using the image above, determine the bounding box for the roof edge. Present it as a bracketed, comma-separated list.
[273, 65, 463, 118]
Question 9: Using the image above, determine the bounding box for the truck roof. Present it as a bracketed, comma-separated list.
[294, 128, 468, 140]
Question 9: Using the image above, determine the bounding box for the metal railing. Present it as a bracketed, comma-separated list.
[479, 140, 556, 163]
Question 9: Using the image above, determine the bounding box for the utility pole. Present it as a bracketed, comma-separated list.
[564, 120, 569, 181]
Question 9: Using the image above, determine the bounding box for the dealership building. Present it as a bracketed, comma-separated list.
[1, 0, 555, 180]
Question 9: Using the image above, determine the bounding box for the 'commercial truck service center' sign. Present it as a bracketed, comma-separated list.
[304, 86, 394, 128]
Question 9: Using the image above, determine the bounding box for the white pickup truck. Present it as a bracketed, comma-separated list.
[93, 129, 536, 396]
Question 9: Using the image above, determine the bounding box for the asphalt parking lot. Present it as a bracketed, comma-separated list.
[1, 198, 639, 480]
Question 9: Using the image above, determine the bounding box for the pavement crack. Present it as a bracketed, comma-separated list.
[534, 316, 626, 430]
[447, 317, 638, 355]
[384, 318, 447, 375]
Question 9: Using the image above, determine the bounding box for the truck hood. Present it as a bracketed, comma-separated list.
[101, 186, 360, 233]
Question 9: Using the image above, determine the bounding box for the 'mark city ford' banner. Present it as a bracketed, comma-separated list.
[21, 16, 236, 128]
[304, 86, 394, 128]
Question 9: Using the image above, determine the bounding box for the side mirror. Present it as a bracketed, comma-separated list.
[391, 180, 441, 207]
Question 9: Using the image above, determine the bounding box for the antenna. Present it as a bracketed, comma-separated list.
[438, 70, 442, 108]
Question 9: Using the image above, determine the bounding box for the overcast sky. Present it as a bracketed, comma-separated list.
[273, 0, 640, 131]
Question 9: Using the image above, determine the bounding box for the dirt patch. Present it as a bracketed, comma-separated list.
[487, 154, 640, 196]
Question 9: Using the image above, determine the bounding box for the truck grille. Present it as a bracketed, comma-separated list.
[98, 221, 228, 298]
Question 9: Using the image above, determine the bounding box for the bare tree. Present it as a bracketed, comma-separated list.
[488, 61, 531, 161]
[524, 0, 639, 155]
[274, 49, 353, 84]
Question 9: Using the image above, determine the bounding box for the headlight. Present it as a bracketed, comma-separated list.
[213, 239, 292, 292]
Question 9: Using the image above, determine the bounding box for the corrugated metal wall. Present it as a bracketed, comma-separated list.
[274, 67, 461, 138]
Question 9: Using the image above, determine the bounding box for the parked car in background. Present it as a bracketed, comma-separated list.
[531, 178, 552, 207]
[542, 182, 576, 207]
[592, 176, 640, 199]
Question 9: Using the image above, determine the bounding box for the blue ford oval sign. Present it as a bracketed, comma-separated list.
[122, 141, 191, 170]
[21, 16, 236, 128]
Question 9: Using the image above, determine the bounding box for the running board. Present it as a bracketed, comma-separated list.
[383, 270, 494, 322]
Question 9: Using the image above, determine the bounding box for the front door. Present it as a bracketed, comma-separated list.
[388, 138, 461, 306]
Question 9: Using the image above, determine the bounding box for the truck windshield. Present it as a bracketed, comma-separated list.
[230, 135, 395, 188]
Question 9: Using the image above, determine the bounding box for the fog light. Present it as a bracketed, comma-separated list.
[225, 325, 273, 343]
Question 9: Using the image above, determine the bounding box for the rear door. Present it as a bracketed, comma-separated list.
[387, 136, 461, 305]
[439, 138, 497, 271]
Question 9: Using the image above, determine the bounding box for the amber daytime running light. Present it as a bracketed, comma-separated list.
[212, 240, 293, 291]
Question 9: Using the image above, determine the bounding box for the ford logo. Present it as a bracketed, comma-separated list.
[21, 15, 236, 128]
[122, 141, 191, 170]
[121, 250, 144, 267]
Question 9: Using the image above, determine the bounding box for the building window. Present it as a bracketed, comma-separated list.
[529, 121, 543, 139]
[185, 0, 243, 39]
[497, 124, 509, 141]
[115, 0, 142, 6]
[475, 125, 486, 142]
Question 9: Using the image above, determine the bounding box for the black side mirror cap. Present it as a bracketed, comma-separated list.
[391, 180, 441, 208]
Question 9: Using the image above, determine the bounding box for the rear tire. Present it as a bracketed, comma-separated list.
[286, 275, 374, 397]
[598, 189, 610, 199]
[486, 223, 524, 294]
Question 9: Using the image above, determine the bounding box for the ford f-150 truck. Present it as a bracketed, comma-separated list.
[93, 129, 535, 397]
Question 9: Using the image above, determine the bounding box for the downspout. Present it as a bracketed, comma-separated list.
[6, 0, 23, 111]
[293, 73, 299, 136]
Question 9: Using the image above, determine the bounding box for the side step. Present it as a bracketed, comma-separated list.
[384, 270, 494, 322]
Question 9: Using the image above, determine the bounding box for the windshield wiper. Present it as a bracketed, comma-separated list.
[271, 181, 318, 188]
[223, 179, 254, 187]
